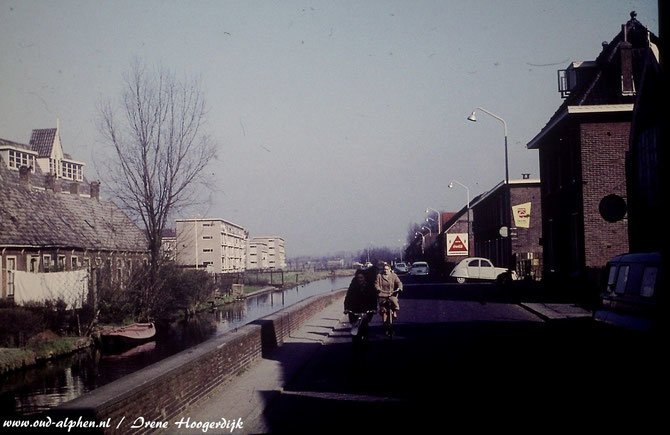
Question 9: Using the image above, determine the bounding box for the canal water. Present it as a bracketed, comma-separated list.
[0, 276, 351, 416]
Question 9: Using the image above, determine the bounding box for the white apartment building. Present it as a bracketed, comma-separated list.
[249, 237, 286, 270]
[246, 240, 269, 270]
[175, 218, 248, 273]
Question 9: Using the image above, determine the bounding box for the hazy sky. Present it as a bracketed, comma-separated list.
[0, 1, 659, 257]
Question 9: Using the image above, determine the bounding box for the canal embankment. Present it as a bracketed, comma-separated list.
[0, 334, 92, 375]
[51, 289, 347, 431]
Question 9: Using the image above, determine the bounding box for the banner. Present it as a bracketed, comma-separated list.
[512, 202, 532, 228]
[446, 233, 469, 256]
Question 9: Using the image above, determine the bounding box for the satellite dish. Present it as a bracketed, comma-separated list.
[499, 226, 509, 238]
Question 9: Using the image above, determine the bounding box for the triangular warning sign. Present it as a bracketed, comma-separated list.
[449, 236, 468, 252]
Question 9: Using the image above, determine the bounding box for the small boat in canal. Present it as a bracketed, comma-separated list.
[100, 323, 156, 352]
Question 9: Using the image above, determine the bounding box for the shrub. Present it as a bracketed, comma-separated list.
[0, 307, 45, 347]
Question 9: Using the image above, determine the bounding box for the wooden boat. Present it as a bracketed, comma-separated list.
[100, 322, 156, 351]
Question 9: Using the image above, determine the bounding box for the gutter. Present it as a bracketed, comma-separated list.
[526, 104, 634, 149]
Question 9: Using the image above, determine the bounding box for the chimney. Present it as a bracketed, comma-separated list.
[69, 182, 80, 195]
[19, 166, 32, 188]
[44, 174, 61, 193]
[620, 18, 634, 96]
[90, 181, 100, 200]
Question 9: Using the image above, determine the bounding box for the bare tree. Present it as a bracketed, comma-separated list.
[98, 61, 216, 315]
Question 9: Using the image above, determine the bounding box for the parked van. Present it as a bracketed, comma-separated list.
[594, 252, 661, 331]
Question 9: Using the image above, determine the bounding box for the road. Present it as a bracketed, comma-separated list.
[260, 275, 661, 432]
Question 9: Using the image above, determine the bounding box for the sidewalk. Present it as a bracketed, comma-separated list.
[168, 295, 347, 434]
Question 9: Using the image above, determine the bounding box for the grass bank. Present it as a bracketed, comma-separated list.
[0, 336, 93, 375]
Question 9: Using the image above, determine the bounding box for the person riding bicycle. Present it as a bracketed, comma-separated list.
[344, 269, 378, 338]
[375, 262, 403, 324]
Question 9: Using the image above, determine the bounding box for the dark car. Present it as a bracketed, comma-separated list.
[594, 252, 661, 331]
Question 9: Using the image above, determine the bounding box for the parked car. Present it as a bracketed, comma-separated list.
[593, 252, 661, 331]
[393, 262, 409, 274]
[409, 261, 429, 276]
[450, 257, 516, 283]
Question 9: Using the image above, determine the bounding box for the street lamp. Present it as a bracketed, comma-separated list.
[415, 232, 425, 255]
[468, 107, 511, 268]
[448, 179, 471, 255]
[426, 208, 441, 234]
[421, 226, 432, 236]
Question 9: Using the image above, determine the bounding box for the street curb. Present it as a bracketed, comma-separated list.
[519, 302, 592, 321]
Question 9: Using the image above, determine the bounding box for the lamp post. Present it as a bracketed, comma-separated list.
[468, 107, 511, 268]
[421, 226, 432, 236]
[415, 232, 425, 255]
[426, 208, 441, 234]
[448, 179, 470, 256]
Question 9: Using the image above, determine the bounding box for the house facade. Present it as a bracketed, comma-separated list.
[0, 129, 148, 302]
[175, 218, 248, 273]
[526, 13, 659, 280]
[471, 179, 542, 278]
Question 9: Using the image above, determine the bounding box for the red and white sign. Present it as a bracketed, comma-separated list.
[446, 233, 469, 256]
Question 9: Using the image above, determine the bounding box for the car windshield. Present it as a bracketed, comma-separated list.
[413, 262, 427, 267]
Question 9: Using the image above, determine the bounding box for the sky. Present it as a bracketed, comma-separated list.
[0, 0, 659, 258]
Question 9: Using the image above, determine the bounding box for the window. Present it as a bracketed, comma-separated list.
[606, 266, 617, 292]
[58, 255, 66, 269]
[203, 249, 213, 253]
[202, 235, 213, 240]
[71, 256, 79, 269]
[29, 256, 40, 273]
[6, 149, 36, 171]
[614, 265, 629, 294]
[640, 267, 658, 298]
[481, 260, 492, 267]
[6, 257, 16, 297]
[468, 260, 479, 267]
[43, 254, 53, 272]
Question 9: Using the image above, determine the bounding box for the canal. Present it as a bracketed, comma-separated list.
[0, 276, 352, 416]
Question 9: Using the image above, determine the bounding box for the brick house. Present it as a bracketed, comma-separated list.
[626, 33, 662, 253]
[470, 179, 542, 278]
[526, 13, 659, 281]
[0, 128, 148, 301]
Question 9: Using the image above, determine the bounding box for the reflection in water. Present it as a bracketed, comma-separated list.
[0, 276, 351, 416]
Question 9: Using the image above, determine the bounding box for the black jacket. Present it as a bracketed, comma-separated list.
[344, 277, 378, 312]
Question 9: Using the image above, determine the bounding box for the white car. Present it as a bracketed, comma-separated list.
[393, 262, 409, 274]
[450, 257, 516, 283]
[409, 261, 429, 276]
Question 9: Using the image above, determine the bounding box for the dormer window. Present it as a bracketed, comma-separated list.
[558, 61, 597, 98]
[1, 147, 37, 172]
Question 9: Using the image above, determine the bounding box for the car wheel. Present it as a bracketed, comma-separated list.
[456, 277, 466, 284]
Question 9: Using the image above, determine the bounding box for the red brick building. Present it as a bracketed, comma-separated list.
[470, 179, 542, 278]
[526, 13, 659, 281]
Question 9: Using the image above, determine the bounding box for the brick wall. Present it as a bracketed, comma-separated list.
[580, 122, 630, 268]
[52, 289, 346, 434]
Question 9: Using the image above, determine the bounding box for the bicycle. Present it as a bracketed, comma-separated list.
[344, 309, 376, 343]
[378, 289, 401, 338]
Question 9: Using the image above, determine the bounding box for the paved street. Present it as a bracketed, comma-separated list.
[259, 276, 661, 432]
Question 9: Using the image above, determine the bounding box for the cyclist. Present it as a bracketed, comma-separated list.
[375, 262, 403, 325]
[344, 269, 378, 339]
